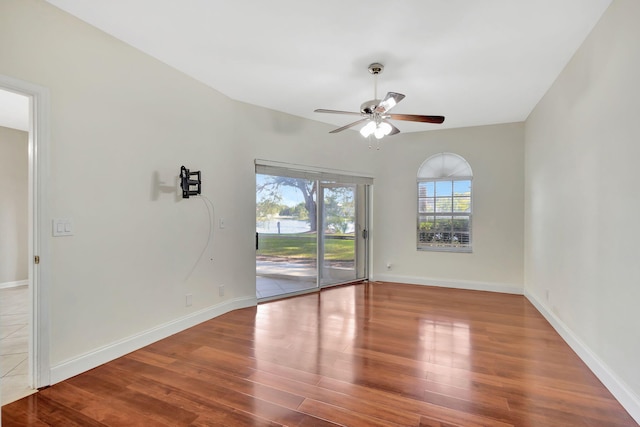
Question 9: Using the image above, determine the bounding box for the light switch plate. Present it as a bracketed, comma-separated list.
[53, 219, 73, 236]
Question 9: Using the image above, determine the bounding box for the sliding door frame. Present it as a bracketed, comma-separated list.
[256, 160, 371, 298]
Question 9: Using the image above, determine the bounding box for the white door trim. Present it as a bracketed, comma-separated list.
[0, 74, 51, 389]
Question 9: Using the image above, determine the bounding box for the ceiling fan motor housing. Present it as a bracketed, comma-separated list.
[360, 99, 382, 115]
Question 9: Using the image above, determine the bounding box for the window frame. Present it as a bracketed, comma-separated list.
[416, 152, 473, 253]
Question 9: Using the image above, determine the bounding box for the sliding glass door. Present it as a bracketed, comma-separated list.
[256, 173, 318, 299]
[318, 182, 367, 287]
[256, 162, 369, 300]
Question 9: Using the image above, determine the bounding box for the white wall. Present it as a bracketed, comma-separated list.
[15, 3, 640, 416]
[0, 0, 379, 379]
[373, 123, 525, 293]
[525, 0, 640, 418]
[0, 126, 28, 285]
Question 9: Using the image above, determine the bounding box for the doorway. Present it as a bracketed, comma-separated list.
[255, 161, 370, 300]
[0, 88, 32, 405]
[0, 76, 51, 406]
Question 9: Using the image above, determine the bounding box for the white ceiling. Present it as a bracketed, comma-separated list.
[12, 1, 613, 134]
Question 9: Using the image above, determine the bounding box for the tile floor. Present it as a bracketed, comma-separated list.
[256, 258, 317, 299]
[256, 259, 359, 300]
[256, 275, 317, 299]
[1, 285, 35, 406]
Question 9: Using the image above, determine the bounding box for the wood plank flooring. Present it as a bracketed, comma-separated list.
[2, 282, 637, 426]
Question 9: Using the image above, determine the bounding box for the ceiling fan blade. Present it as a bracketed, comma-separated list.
[329, 118, 369, 133]
[388, 114, 445, 124]
[376, 92, 405, 113]
[315, 109, 362, 116]
[385, 121, 401, 136]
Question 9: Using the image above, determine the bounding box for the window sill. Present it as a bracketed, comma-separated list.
[417, 246, 472, 253]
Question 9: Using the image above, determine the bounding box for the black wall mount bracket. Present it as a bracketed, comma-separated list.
[180, 166, 201, 199]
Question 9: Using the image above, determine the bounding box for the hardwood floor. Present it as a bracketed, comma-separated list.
[2, 282, 637, 426]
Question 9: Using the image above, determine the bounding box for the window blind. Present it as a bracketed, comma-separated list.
[255, 159, 373, 186]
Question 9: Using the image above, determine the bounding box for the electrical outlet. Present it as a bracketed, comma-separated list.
[185, 293, 193, 307]
[219, 285, 225, 297]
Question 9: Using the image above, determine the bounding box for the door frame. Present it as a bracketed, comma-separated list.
[0, 74, 51, 389]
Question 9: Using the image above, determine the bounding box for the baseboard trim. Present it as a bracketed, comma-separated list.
[50, 296, 257, 384]
[0, 280, 28, 289]
[525, 290, 640, 424]
[372, 273, 524, 295]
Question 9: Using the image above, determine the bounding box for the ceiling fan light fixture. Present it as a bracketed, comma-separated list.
[373, 123, 391, 139]
[364, 121, 392, 139]
[360, 121, 376, 138]
[379, 122, 392, 135]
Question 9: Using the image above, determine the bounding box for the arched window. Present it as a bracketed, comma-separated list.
[417, 153, 472, 252]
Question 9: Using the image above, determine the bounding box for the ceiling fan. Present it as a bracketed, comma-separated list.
[314, 63, 445, 139]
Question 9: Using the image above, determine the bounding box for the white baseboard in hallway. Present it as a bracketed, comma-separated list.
[0, 280, 29, 290]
